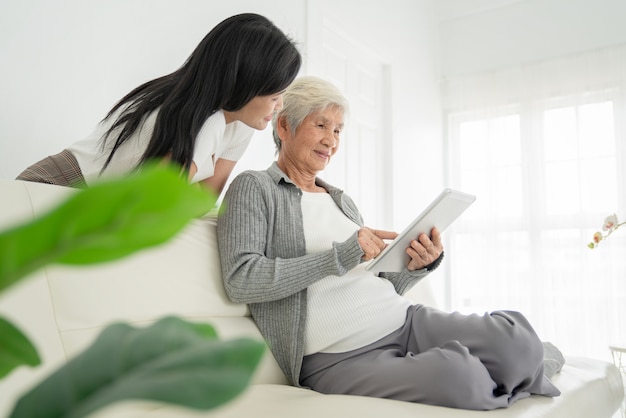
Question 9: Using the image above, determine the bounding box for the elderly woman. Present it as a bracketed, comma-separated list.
[217, 76, 560, 410]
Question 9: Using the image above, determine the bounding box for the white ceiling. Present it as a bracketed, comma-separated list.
[433, 0, 527, 22]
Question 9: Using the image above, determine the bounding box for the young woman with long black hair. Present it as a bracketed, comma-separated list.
[17, 13, 301, 194]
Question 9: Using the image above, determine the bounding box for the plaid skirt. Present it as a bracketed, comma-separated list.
[16, 149, 86, 188]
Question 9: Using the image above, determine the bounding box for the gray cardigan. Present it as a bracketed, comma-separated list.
[217, 162, 432, 386]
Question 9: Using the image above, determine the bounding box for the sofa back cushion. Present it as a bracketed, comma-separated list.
[0, 180, 288, 387]
[46, 216, 248, 332]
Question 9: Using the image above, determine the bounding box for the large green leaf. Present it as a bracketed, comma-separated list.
[9, 317, 266, 418]
[0, 316, 41, 379]
[0, 163, 216, 292]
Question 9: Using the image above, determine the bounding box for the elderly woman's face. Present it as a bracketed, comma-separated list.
[282, 105, 343, 173]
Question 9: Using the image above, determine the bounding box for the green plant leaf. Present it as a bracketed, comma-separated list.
[9, 317, 265, 418]
[0, 163, 217, 292]
[0, 316, 41, 379]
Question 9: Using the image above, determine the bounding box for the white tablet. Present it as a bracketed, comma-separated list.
[365, 188, 476, 273]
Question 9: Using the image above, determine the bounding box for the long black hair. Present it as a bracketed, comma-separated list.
[101, 13, 301, 173]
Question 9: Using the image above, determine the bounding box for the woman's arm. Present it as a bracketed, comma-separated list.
[195, 158, 237, 196]
[379, 258, 440, 295]
[217, 172, 364, 304]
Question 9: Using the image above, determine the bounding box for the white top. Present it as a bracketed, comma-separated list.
[68, 108, 254, 185]
[301, 191, 412, 355]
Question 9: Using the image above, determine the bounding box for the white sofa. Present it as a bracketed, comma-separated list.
[0, 178, 623, 418]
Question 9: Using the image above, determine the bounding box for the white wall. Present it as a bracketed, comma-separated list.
[302, 0, 444, 230]
[385, 1, 444, 228]
[439, 0, 626, 77]
[326, 0, 443, 228]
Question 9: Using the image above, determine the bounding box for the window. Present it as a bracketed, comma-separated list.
[445, 93, 626, 360]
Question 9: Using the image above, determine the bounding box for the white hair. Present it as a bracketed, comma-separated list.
[272, 76, 349, 151]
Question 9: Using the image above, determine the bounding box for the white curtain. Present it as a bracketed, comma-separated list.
[441, 44, 626, 361]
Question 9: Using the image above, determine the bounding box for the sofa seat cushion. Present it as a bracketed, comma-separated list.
[87, 355, 624, 418]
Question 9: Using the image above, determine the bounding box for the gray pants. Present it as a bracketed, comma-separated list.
[300, 305, 560, 410]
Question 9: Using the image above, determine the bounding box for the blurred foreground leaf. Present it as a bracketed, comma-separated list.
[0, 163, 216, 292]
[9, 317, 265, 418]
[0, 316, 41, 379]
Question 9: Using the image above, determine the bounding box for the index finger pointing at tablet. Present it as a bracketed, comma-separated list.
[373, 229, 398, 240]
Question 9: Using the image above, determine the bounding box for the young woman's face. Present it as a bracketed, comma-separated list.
[224, 92, 284, 130]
